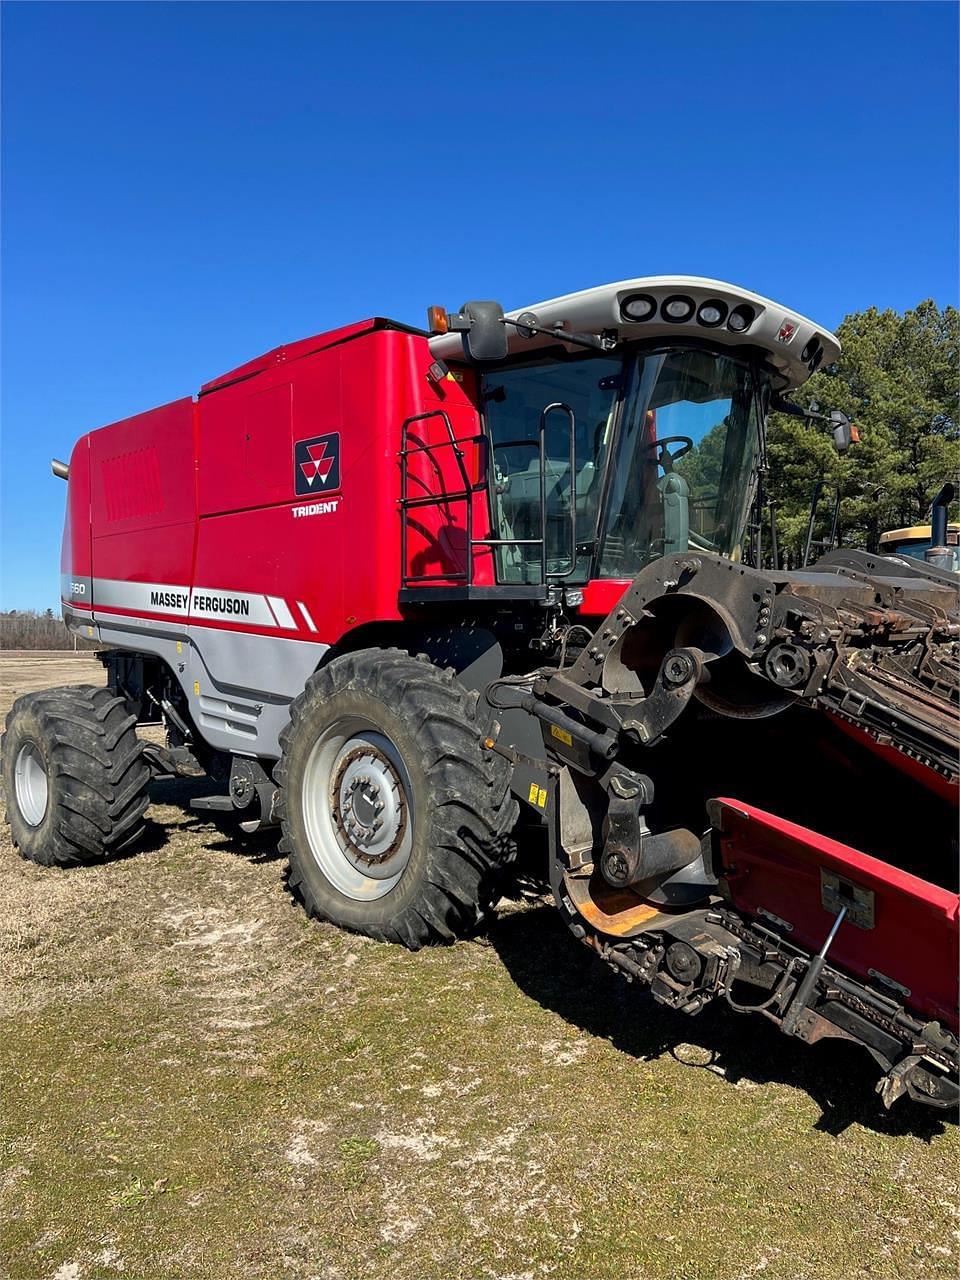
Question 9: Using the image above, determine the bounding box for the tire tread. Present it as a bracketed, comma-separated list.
[275, 648, 517, 949]
[2, 683, 151, 867]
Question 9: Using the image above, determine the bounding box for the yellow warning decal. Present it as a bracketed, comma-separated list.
[527, 782, 548, 809]
[550, 723, 573, 747]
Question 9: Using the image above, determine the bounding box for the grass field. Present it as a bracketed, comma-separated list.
[1, 652, 957, 1280]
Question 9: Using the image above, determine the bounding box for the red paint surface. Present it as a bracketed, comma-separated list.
[60, 435, 92, 607]
[89, 397, 198, 591]
[62, 323, 497, 640]
[576, 578, 633, 618]
[712, 798, 959, 1030]
[199, 319, 382, 394]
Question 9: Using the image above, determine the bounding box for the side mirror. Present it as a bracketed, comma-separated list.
[771, 397, 860, 453]
[427, 300, 509, 363]
[456, 300, 508, 363]
[830, 410, 859, 453]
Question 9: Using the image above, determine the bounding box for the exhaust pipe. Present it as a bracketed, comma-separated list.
[51, 458, 69, 480]
[926, 483, 955, 569]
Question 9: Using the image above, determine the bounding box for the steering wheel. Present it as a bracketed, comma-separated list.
[644, 436, 695, 470]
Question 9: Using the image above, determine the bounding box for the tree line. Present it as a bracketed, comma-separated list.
[1, 609, 98, 651]
[765, 299, 958, 563]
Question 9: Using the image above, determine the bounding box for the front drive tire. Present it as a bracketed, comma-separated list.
[275, 649, 518, 949]
[2, 684, 151, 867]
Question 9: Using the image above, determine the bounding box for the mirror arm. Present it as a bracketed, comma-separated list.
[502, 315, 617, 354]
[437, 304, 618, 357]
[771, 394, 827, 423]
[444, 314, 473, 334]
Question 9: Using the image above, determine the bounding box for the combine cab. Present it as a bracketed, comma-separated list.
[4, 276, 958, 1110]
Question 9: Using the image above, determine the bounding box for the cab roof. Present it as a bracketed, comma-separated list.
[429, 275, 841, 390]
[880, 525, 960, 545]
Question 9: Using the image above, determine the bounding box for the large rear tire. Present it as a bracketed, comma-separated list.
[275, 649, 518, 949]
[2, 684, 151, 867]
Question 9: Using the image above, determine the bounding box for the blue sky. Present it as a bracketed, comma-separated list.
[2, 0, 957, 608]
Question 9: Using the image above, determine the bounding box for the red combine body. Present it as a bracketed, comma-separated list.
[6, 276, 958, 1112]
[63, 321, 486, 659]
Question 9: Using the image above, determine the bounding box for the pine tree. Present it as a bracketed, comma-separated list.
[766, 301, 959, 560]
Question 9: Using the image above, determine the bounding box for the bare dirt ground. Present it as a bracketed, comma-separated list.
[1, 652, 957, 1280]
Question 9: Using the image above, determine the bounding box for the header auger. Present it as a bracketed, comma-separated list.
[4, 275, 957, 1111]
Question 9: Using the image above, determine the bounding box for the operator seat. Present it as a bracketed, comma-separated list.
[658, 469, 690, 555]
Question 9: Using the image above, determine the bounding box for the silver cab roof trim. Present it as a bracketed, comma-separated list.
[429, 275, 841, 390]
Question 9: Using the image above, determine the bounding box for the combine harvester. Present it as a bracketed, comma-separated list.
[5, 277, 957, 1109]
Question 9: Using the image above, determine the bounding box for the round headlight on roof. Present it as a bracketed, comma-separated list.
[662, 295, 695, 322]
[728, 304, 756, 333]
[697, 300, 727, 328]
[620, 293, 657, 322]
[801, 336, 821, 363]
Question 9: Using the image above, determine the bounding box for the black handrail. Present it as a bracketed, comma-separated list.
[400, 410, 480, 585]
[539, 402, 578, 580]
[399, 402, 580, 591]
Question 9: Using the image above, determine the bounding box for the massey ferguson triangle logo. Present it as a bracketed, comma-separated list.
[295, 432, 341, 496]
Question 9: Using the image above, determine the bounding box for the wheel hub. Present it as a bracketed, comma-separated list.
[332, 745, 406, 866]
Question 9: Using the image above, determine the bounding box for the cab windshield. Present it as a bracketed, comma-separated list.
[482, 347, 763, 584]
